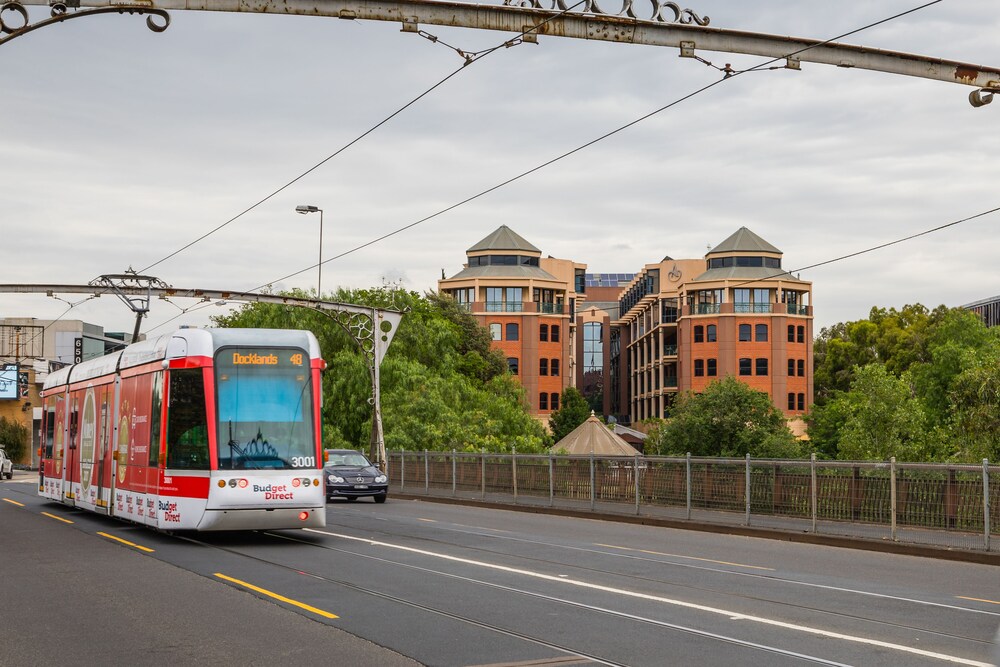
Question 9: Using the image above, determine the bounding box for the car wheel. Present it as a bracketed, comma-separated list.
[374, 493, 387, 504]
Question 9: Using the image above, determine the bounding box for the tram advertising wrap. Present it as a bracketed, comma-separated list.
[39, 328, 327, 531]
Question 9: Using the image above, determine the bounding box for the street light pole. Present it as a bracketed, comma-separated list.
[295, 205, 323, 297]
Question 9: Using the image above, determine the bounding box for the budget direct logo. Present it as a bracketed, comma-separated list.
[252, 484, 294, 500]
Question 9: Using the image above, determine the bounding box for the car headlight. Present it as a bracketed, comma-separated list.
[328, 475, 345, 483]
[375, 474, 387, 484]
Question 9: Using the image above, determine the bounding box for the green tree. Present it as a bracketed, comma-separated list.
[836, 364, 929, 462]
[548, 387, 591, 443]
[212, 286, 546, 452]
[946, 352, 1000, 462]
[654, 376, 801, 458]
[0, 415, 29, 463]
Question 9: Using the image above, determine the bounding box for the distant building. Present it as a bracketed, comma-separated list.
[611, 227, 813, 424]
[0, 318, 137, 466]
[963, 295, 1000, 327]
[438, 226, 584, 420]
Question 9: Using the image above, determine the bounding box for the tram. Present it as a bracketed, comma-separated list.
[39, 328, 327, 530]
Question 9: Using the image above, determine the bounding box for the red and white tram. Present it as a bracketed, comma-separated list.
[39, 328, 327, 530]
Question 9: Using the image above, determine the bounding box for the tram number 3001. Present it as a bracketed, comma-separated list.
[291, 456, 316, 468]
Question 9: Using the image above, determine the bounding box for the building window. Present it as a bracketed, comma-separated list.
[539, 359, 548, 376]
[706, 325, 717, 343]
[756, 358, 768, 376]
[506, 323, 519, 341]
[540, 324, 548, 342]
[507, 358, 519, 375]
[739, 358, 752, 376]
[694, 326, 704, 343]
[490, 323, 501, 341]
[788, 359, 795, 376]
[797, 326, 805, 343]
[707, 358, 717, 376]
[788, 393, 796, 410]
[755, 324, 768, 342]
[551, 359, 560, 376]
[797, 393, 805, 411]
[486, 287, 503, 312]
[551, 393, 559, 410]
[739, 324, 751, 342]
[694, 359, 704, 376]
[539, 393, 548, 410]
[583, 322, 602, 373]
[797, 359, 805, 377]
[788, 325, 795, 342]
[551, 325, 560, 342]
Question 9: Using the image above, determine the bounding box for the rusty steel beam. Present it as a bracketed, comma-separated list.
[10, 0, 1000, 91]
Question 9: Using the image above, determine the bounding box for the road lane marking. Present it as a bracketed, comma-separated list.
[957, 596, 1000, 606]
[2, 498, 25, 507]
[41, 511, 73, 524]
[214, 573, 339, 619]
[97, 531, 154, 552]
[307, 528, 991, 667]
[418, 518, 437, 522]
[596, 543, 774, 571]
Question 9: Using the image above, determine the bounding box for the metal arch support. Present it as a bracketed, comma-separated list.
[10, 0, 1000, 95]
[0, 1, 169, 45]
[0, 282, 403, 472]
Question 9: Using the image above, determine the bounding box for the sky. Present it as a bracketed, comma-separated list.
[2, 0, 998, 336]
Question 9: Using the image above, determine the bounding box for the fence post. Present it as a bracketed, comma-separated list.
[590, 452, 595, 511]
[481, 448, 486, 499]
[400, 451, 405, 490]
[512, 446, 518, 503]
[424, 449, 429, 495]
[686, 452, 692, 520]
[890, 457, 897, 542]
[549, 454, 554, 507]
[810, 452, 817, 533]
[984, 459, 991, 552]
[634, 453, 640, 516]
[745, 453, 751, 526]
[452, 449, 457, 497]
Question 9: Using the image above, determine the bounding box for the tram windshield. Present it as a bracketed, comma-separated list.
[214, 346, 316, 470]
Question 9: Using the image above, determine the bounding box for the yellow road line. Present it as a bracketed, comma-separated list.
[97, 531, 154, 552]
[214, 573, 339, 619]
[596, 543, 775, 571]
[41, 511, 73, 524]
[957, 596, 1000, 606]
[2, 498, 25, 507]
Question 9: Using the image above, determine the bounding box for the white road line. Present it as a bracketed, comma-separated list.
[306, 528, 992, 667]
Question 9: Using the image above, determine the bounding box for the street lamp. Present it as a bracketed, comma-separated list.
[295, 205, 323, 297]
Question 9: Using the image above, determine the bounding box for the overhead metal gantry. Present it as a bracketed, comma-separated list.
[0, 281, 403, 471]
[3, 0, 1000, 105]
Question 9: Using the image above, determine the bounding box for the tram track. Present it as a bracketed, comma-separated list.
[172, 527, 969, 666]
[307, 511, 999, 649]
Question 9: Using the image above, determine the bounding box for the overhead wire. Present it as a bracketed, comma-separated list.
[256, 0, 946, 291]
[136, 1, 586, 276]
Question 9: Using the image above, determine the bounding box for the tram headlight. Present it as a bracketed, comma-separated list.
[328, 475, 344, 483]
[375, 474, 388, 484]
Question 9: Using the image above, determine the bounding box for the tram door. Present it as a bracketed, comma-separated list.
[96, 387, 112, 512]
[63, 396, 80, 506]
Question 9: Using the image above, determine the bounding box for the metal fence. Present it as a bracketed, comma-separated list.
[388, 451, 997, 552]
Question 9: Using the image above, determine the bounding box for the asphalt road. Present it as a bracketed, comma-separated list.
[3, 470, 999, 667]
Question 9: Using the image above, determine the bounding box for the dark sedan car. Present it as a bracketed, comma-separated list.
[323, 449, 388, 503]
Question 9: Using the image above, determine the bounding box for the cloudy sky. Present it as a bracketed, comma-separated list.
[2, 0, 998, 335]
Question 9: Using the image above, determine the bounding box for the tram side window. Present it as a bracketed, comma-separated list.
[166, 369, 209, 470]
[149, 371, 163, 467]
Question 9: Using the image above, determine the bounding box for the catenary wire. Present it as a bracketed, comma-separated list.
[136, 1, 586, 276]
[256, 0, 945, 291]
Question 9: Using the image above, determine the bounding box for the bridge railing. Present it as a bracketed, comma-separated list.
[388, 451, 997, 552]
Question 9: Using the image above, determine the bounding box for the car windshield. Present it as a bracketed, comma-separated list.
[326, 451, 371, 467]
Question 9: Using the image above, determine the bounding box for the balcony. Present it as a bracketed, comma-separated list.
[734, 302, 772, 314]
[663, 376, 678, 388]
[485, 301, 524, 313]
[695, 304, 721, 315]
[663, 344, 678, 357]
[537, 302, 565, 315]
[787, 304, 810, 316]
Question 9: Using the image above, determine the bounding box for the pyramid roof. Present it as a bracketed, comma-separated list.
[552, 413, 641, 456]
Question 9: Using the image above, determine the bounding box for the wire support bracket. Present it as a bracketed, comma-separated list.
[0, 0, 170, 46]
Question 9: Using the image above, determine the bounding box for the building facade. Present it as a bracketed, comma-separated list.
[611, 228, 813, 424]
[963, 295, 1000, 327]
[438, 226, 585, 419]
